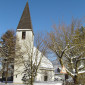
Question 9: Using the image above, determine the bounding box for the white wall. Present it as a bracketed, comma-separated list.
[35, 69, 54, 82]
[14, 30, 34, 83]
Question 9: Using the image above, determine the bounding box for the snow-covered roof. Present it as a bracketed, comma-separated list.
[40, 56, 54, 69]
[33, 47, 54, 69]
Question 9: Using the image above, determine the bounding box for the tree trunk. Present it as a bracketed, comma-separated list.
[5, 62, 9, 84]
[59, 58, 63, 67]
[59, 57, 79, 84]
[31, 76, 33, 85]
[31, 52, 33, 85]
[73, 75, 78, 84]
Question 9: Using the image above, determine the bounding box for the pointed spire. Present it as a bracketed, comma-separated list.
[17, 1, 33, 31]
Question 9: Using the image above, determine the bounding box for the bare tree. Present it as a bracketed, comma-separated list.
[44, 19, 85, 84]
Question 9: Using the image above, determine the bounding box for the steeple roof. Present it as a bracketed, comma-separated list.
[17, 2, 33, 31]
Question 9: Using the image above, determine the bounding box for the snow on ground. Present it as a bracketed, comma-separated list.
[0, 81, 63, 85]
[34, 81, 63, 85]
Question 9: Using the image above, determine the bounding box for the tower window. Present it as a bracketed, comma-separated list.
[22, 32, 26, 39]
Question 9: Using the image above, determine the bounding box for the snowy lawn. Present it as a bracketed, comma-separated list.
[34, 81, 63, 85]
[0, 81, 63, 85]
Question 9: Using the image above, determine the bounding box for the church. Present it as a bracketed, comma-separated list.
[13, 1, 54, 83]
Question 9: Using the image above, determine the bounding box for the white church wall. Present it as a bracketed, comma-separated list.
[13, 73, 23, 83]
[13, 63, 25, 83]
[35, 72, 42, 81]
[14, 30, 34, 83]
[16, 30, 34, 58]
[16, 30, 34, 47]
[35, 69, 54, 82]
[48, 70, 54, 81]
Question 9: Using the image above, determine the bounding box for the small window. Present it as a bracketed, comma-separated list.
[44, 76, 48, 81]
[16, 75, 17, 78]
[22, 32, 26, 39]
[57, 68, 60, 73]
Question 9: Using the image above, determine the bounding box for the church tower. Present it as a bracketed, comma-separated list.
[16, 1, 34, 48]
[14, 2, 34, 83]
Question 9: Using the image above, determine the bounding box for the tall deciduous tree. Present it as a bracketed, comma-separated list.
[44, 20, 85, 84]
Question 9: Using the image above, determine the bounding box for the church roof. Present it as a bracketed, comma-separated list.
[33, 47, 54, 70]
[17, 2, 33, 31]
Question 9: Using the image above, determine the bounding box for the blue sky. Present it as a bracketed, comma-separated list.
[0, 0, 85, 36]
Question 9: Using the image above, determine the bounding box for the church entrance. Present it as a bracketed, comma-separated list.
[44, 76, 48, 81]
